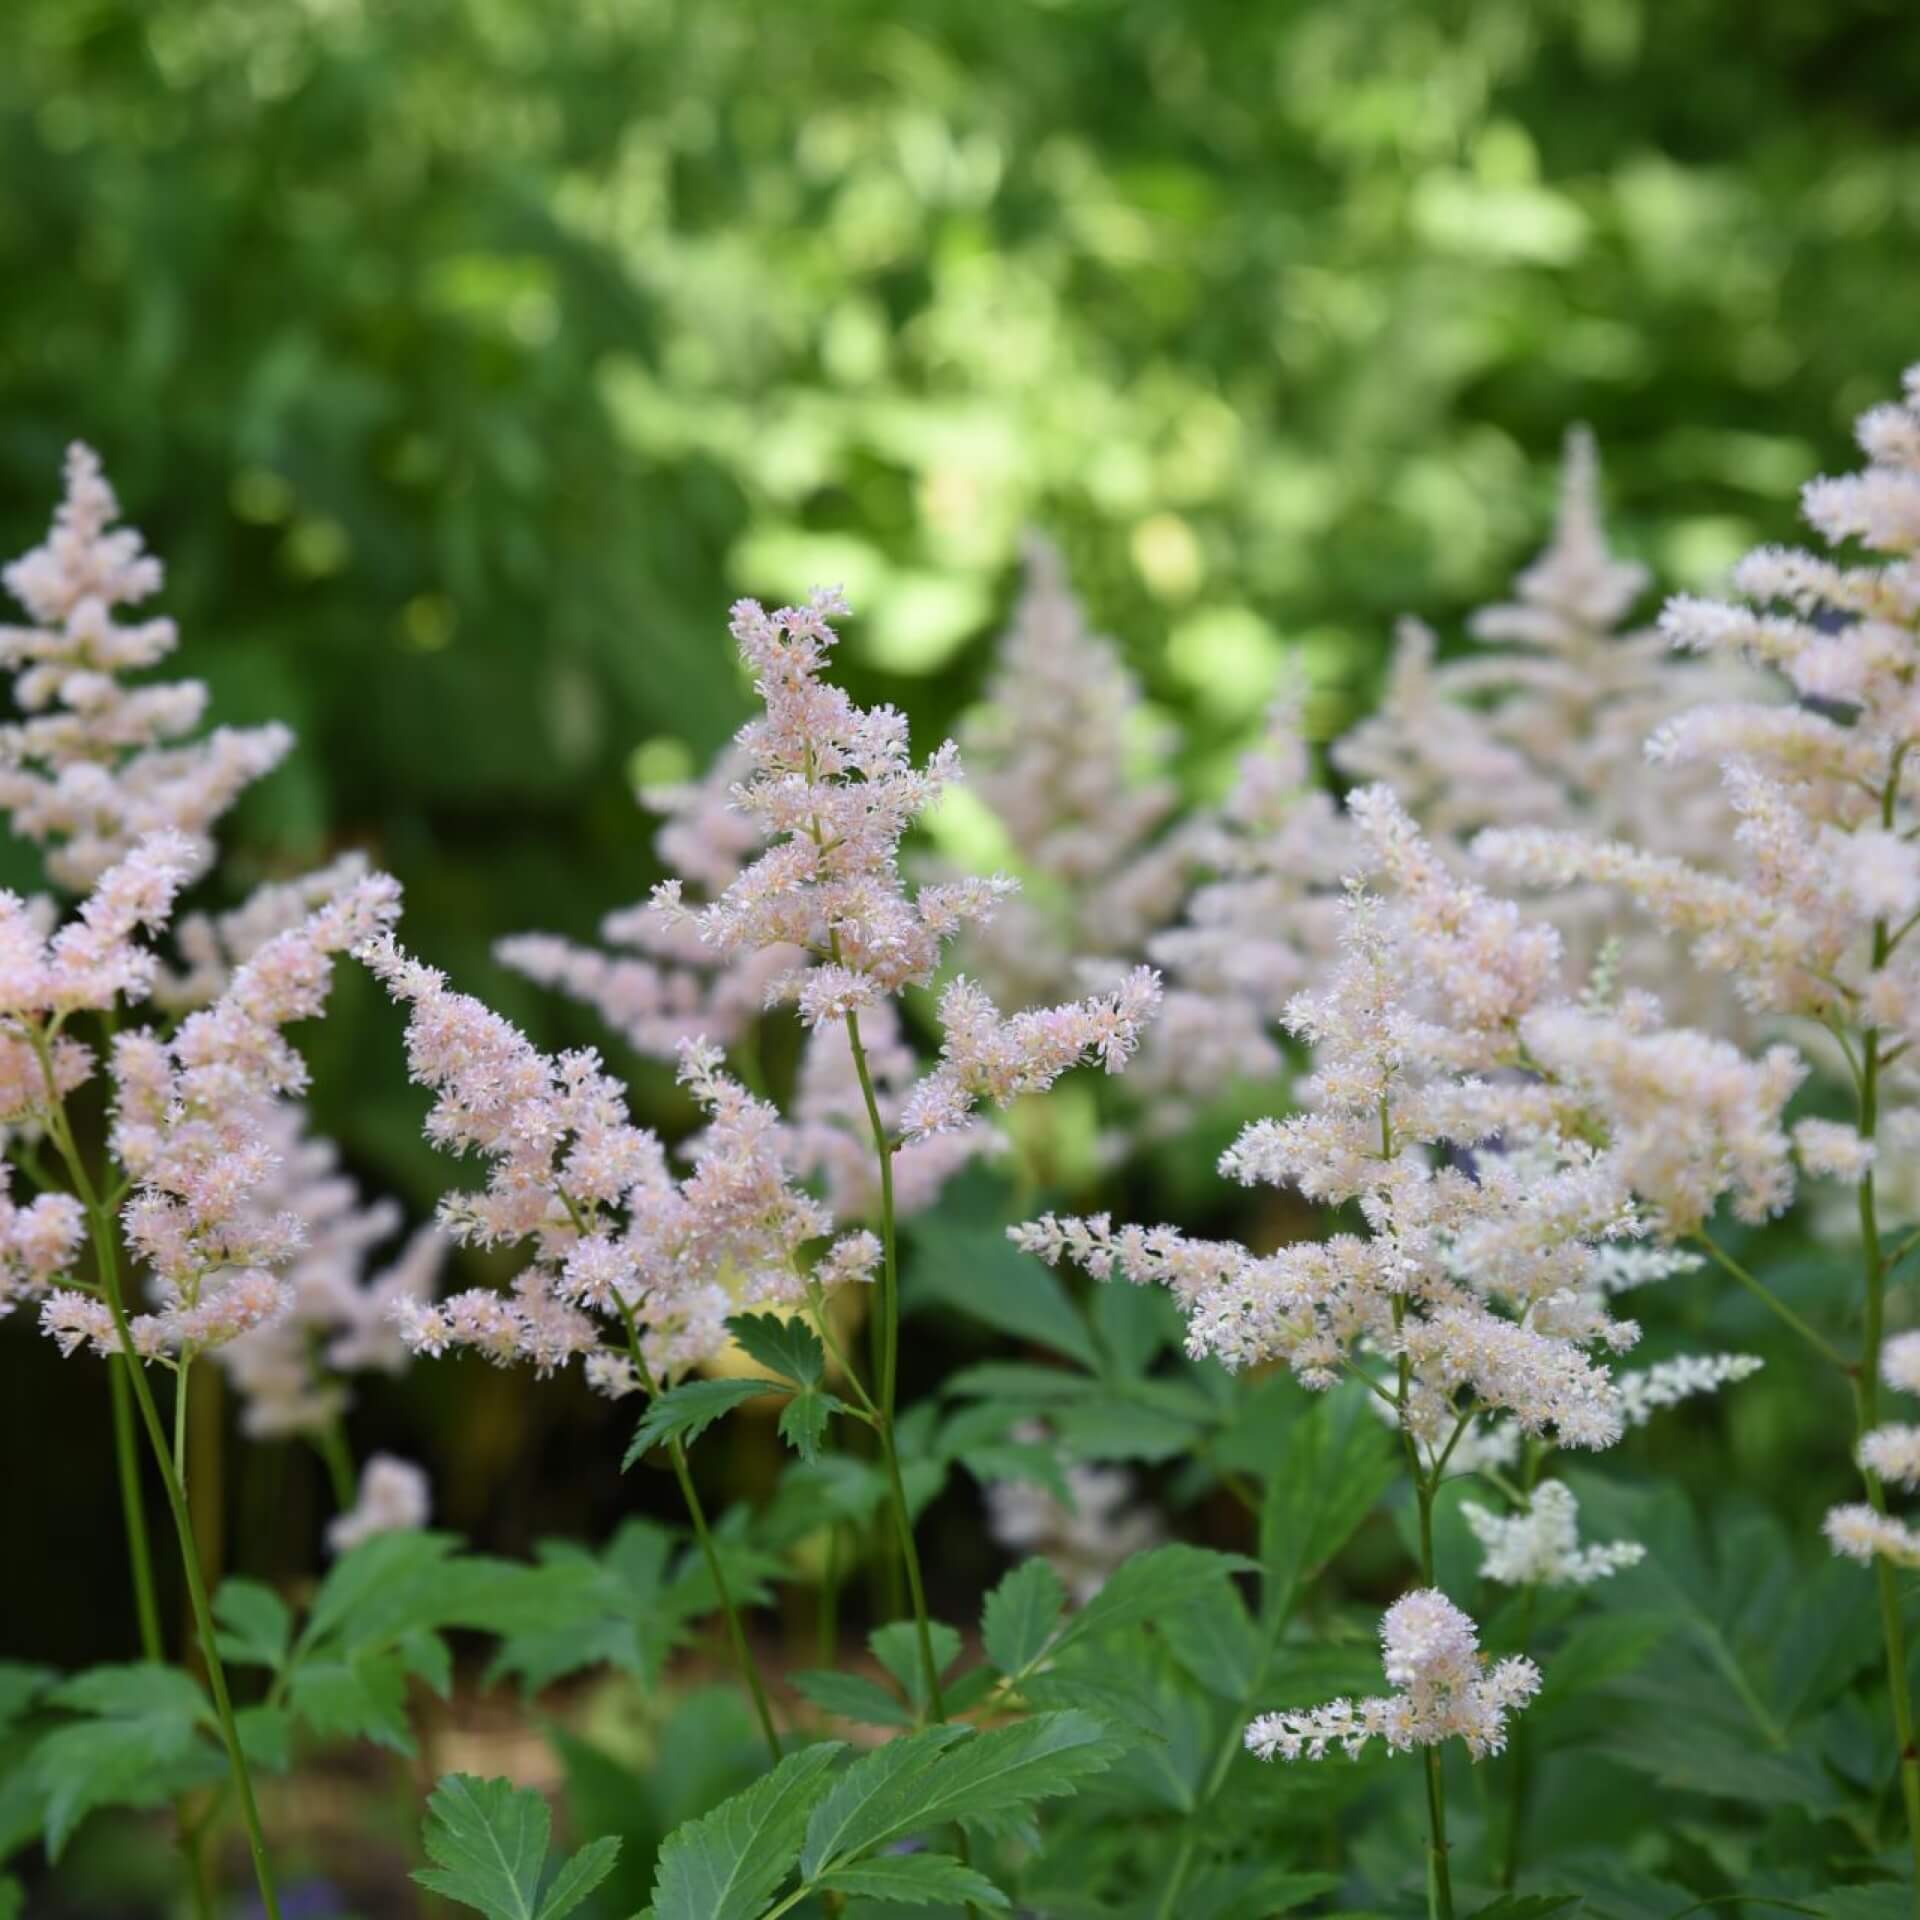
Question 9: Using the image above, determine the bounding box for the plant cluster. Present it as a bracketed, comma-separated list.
[9, 365, 1920, 1920]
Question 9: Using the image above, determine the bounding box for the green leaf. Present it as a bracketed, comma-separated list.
[0, 1665, 54, 1734]
[778, 1386, 850, 1463]
[727, 1312, 826, 1386]
[289, 1651, 414, 1753]
[907, 1223, 1099, 1367]
[1053, 1546, 1256, 1658]
[214, 1578, 295, 1672]
[799, 1726, 973, 1878]
[1465, 1900, 1581, 1920]
[236, 1705, 297, 1773]
[649, 1742, 844, 1920]
[1161, 1579, 1261, 1700]
[982, 1558, 1067, 1677]
[817, 1853, 1011, 1909]
[791, 1670, 915, 1729]
[803, 1711, 1122, 1873]
[870, 1622, 962, 1715]
[958, 1440, 1075, 1507]
[945, 1362, 1099, 1405]
[626, 1379, 785, 1465]
[1182, 1864, 1342, 1920]
[1258, 1388, 1395, 1620]
[300, 1530, 461, 1653]
[413, 1774, 620, 1920]
[36, 1665, 221, 1859]
[49, 1664, 208, 1721]
[0, 1874, 21, 1920]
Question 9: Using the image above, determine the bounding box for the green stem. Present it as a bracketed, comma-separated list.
[174, 1350, 194, 1484]
[102, 1271, 282, 1919]
[1393, 1298, 1454, 1920]
[1499, 1442, 1544, 1889]
[1153, 1582, 1300, 1920]
[109, 1352, 165, 1660]
[33, 1034, 279, 1919]
[314, 1419, 358, 1512]
[841, 1008, 947, 1721]
[1852, 995, 1920, 1910]
[1694, 1231, 1848, 1371]
[615, 1301, 783, 1764]
[839, 1005, 971, 1910]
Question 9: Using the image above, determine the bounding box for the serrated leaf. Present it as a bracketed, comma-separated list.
[49, 1663, 208, 1722]
[1259, 1389, 1395, 1620]
[982, 1558, 1066, 1677]
[626, 1379, 785, 1465]
[0, 1665, 54, 1734]
[800, 1726, 972, 1878]
[414, 1773, 620, 1920]
[1182, 1863, 1342, 1920]
[870, 1621, 962, 1714]
[959, 1441, 1075, 1506]
[908, 1223, 1098, 1367]
[1160, 1579, 1261, 1700]
[1053, 1546, 1256, 1658]
[650, 1742, 844, 1920]
[791, 1670, 914, 1729]
[818, 1853, 1011, 1909]
[804, 1711, 1121, 1874]
[1053, 1397, 1206, 1464]
[300, 1530, 461, 1653]
[945, 1361, 1099, 1405]
[214, 1578, 294, 1672]
[236, 1705, 296, 1773]
[778, 1386, 849, 1463]
[289, 1651, 413, 1753]
[36, 1665, 221, 1859]
[728, 1312, 826, 1386]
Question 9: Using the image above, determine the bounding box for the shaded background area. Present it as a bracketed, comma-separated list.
[3, 0, 1919, 1664]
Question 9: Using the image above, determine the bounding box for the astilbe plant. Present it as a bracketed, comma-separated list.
[1474, 363, 1920, 1895]
[0, 446, 413, 1918]
[1017, 787, 1795, 1914]
[26, 368, 1920, 1920]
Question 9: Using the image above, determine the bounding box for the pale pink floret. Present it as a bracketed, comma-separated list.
[364, 936, 876, 1387]
[325, 1453, 432, 1555]
[1245, 1590, 1540, 1763]
[0, 445, 291, 889]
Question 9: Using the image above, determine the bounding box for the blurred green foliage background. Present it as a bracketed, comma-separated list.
[4, 0, 1920, 1660]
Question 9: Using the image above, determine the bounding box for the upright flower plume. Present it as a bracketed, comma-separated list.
[650, 590, 1161, 1132]
[955, 536, 1193, 1008]
[1016, 789, 1788, 1461]
[1246, 1589, 1540, 1762]
[0, 445, 291, 889]
[497, 747, 799, 1064]
[1337, 430, 1760, 1010]
[39, 871, 402, 1361]
[1131, 682, 1350, 1128]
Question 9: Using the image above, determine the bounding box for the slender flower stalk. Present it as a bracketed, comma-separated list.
[615, 1295, 782, 1762]
[36, 1056, 283, 1920]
